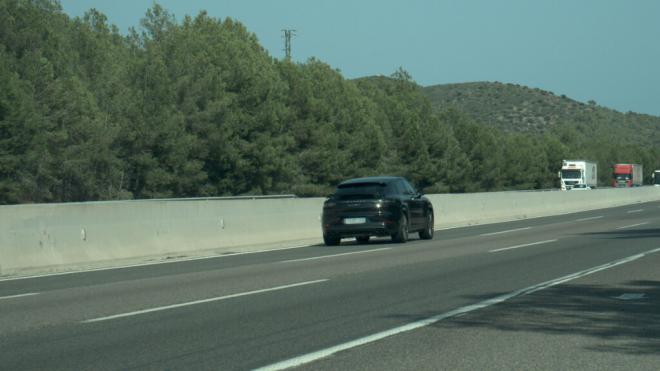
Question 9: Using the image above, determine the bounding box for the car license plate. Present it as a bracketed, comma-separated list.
[344, 217, 366, 225]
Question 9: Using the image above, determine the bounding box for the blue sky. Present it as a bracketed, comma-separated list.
[61, 0, 660, 116]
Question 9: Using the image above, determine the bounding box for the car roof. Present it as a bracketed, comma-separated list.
[338, 176, 402, 186]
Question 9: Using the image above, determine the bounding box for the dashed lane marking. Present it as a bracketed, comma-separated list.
[489, 239, 558, 253]
[616, 222, 649, 230]
[0, 293, 39, 301]
[279, 248, 392, 263]
[480, 227, 531, 237]
[82, 279, 329, 323]
[576, 216, 603, 222]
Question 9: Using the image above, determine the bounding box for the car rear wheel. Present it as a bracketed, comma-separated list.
[323, 234, 341, 246]
[391, 214, 408, 243]
[419, 212, 434, 240]
[356, 236, 370, 244]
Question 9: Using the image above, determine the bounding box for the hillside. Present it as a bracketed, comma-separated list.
[422, 82, 660, 146]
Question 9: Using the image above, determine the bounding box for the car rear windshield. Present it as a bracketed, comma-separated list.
[334, 182, 388, 200]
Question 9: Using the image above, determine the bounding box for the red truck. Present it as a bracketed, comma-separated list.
[612, 163, 643, 187]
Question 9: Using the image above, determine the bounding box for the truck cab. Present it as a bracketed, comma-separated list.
[559, 160, 597, 190]
[612, 163, 643, 187]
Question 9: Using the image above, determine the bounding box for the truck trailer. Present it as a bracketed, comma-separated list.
[559, 160, 598, 190]
[612, 163, 643, 187]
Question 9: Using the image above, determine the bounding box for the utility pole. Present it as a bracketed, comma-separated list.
[282, 29, 296, 60]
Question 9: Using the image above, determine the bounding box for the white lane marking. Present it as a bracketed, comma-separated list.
[613, 293, 647, 301]
[280, 248, 392, 263]
[255, 247, 660, 371]
[489, 239, 558, 253]
[616, 222, 649, 230]
[576, 216, 603, 222]
[0, 243, 318, 283]
[0, 292, 39, 301]
[82, 279, 328, 323]
[480, 227, 531, 236]
[627, 209, 644, 214]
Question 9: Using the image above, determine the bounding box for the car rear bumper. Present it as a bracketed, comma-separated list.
[323, 221, 399, 238]
[323, 222, 399, 238]
[322, 202, 403, 239]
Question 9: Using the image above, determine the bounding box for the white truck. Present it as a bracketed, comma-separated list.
[653, 170, 660, 186]
[559, 160, 598, 190]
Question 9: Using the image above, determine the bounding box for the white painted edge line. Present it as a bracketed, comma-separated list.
[0, 243, 319, 283]
[627, 209, 644, 213]
[576, 216, 603, 222]
[480, 227, 531, 237]
[489, 239, 558, 253]
[616, 222, 649, 230]
[279, 248, 392, 263]
[0, 292, 40, 301]
[255, 247, 660, 371]
[82, 279, 329, 324]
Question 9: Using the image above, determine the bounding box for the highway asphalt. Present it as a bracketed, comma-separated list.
[2, 201, 660, 370]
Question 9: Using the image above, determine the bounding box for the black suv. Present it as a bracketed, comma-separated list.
[321, 176, 434, 245]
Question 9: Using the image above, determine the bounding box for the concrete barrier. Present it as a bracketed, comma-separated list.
[0, 197, 324, 276]
[1, 187, 659, 276]
[427, 187, 660, 229]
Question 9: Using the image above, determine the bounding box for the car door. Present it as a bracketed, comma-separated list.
[401, 179, 425, 229]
